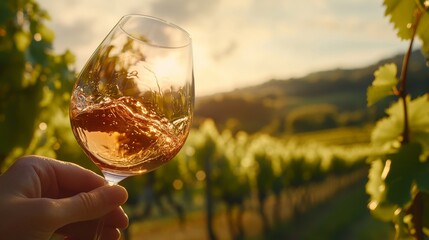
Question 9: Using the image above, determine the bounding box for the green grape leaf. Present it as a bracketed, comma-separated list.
[386, 177, 413, 207]
[416, 167, 429, 193]
[417, 11, 429, 56]
[13, 31, 31, 52]
[421, 193, 429, 231]
[36, 24, 55, 43]
[407, 95, 429, 130]
[366, 158, 386, 202]
[383, 0, 417, 40]
[371, 111, 402, 149]
[384, 0, 429, 55]
[367, 63, 398, 106]
[62, 50, 76, 65]
[366, 158, 399, 221]
[372, 96, 429, 153]
[406, 95, 429, 157]
[384, 143, 422, 206]
[39, 86, 54, 107]
[414, 131, 429, 160]
[370, 203, 398, 222]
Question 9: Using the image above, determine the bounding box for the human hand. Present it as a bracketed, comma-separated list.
[0, 155, 128, 240]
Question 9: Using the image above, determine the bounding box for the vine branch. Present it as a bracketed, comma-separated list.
[398, 10, 422, 145]
[398, 9, 425, 240]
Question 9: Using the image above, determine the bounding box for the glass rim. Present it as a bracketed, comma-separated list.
[118, 14, 192, 49]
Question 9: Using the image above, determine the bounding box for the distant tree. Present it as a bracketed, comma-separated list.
[195, 96, 273, 133]
[286, 104, 339, 133]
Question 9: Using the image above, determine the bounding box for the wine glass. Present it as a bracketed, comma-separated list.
[69, 14, 194, 239]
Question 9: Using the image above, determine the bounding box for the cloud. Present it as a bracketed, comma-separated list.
[36, 0, 406, 96]
[50, 18, 95, 52]
[212, 41, 238, 61]
[150, 0, 220, 24]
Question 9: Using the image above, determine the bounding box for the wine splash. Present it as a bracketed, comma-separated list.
[70, 95, 190, 176]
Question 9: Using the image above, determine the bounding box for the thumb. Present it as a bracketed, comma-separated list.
[55, 185, 128, 225]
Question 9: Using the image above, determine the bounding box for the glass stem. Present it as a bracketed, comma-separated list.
[93, 172, 126, 240]
[93, 217, 105, 240]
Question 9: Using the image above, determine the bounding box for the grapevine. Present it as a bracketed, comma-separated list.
[366, 0, 429, 239]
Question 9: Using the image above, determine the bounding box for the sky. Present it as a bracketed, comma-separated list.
[38, 0, 409, 97]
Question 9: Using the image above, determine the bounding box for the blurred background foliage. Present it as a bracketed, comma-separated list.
[0, 0, 89, 172]
[3, 0, 425, 239]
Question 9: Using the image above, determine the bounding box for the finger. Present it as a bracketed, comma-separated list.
[13, 155, 106, 197]
[41, 156, 107, 193]
[103, 207, 129, 230]
[99, 227, 122, 240]
[56, 208, 127, 240]
[58, 221, 121, 240]
[54, 184, 128, 225]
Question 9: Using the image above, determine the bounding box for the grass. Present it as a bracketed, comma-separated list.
[266, 179, 395, 240]
[126, 172, 395, 240]
[286, 126, 372, 145]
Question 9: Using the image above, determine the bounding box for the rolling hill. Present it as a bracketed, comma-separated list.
[194, 50, 429, 135]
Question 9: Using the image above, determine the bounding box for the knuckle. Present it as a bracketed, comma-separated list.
[78, 192, 97, 215]
[35, 199, 60, 228]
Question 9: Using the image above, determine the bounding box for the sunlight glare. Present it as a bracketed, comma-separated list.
[368, 201, 378, 210]
[196, 170, 206, 181]
[394, 208, 401, 216]
[152, 54, 187, 82]
[38, 122, 48, 131]
[173, 179, 183, 190]
[381, 159, 391, 180]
